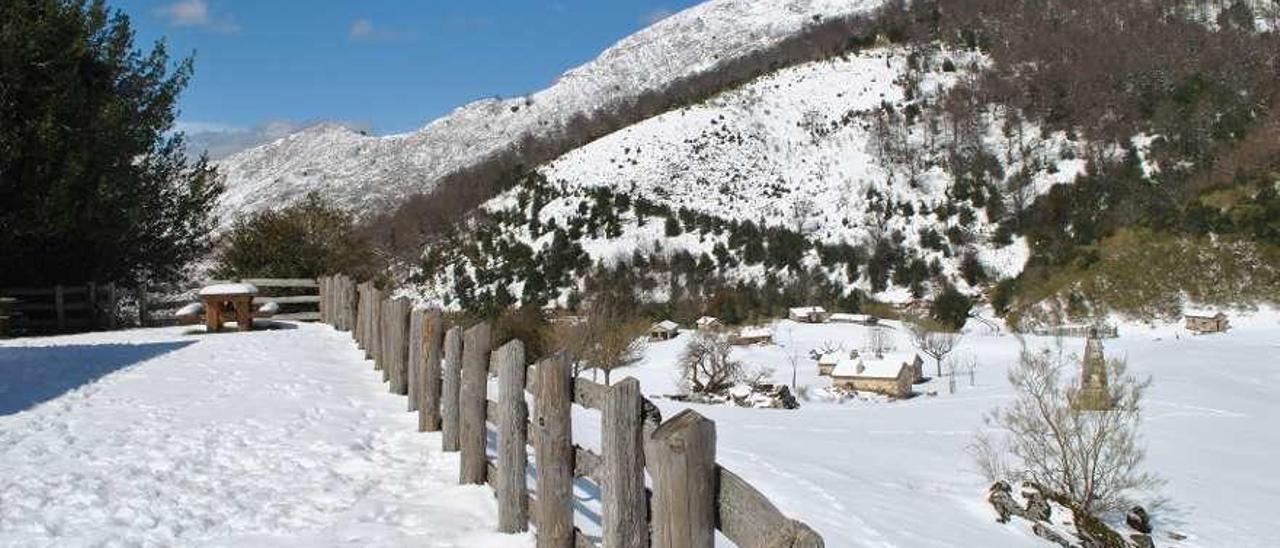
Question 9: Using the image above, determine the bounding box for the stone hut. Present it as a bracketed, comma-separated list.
[649, 320, 680, 341]
[816, 351, 849, 376]
[731, 326, 773, 346]
[1184, 310, 1230, 334]
[829, 352, 917, 398]
[788, 306, 829, 323]
[695, 316, 723, 331]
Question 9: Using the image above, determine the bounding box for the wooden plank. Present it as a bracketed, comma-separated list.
[8, 301, 89, 312]
[574, 445, 602, 483]
[408, 308, 425, 412]
[459, 321, 491, 485]
[239, 278, 319, 288]
[495, 339, 529, 533]
[574, 378, 606, 410]
[268, 295, 322, 305]
[441, 326, 463, 452]
[602, 377, 648, 548]
[274, 312, 321, 322]
[534, 352, 575, 548]
[54, 285, 66, 331]
[0, 286, 87, 297]
[716, 467, 825, 548]
[389, 298, 411, 396]
[649, 409, 717, 548]
[420, 310, 445, 432]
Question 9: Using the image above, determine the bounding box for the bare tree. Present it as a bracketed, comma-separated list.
[546, 295, 647, 384]
[865, 325, 896, 355]
[678, 330, 744, 394]
[909, 319, 962, 377]
[973, 347, 1161, 519]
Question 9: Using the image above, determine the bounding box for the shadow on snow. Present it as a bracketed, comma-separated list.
[0, 341, 194, 416]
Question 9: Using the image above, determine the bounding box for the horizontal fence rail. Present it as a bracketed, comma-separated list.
[142, 278, 322, 326]
[319, 274, 824, 548]
[0, 283, 119, 334]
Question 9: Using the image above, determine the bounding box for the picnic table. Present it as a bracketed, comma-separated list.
[198, 283, 259, 332]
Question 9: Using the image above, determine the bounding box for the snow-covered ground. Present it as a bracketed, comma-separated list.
[0, 324, 530, 548]
[599, 308, 1280, 547]
[4, 310, 1276, 547]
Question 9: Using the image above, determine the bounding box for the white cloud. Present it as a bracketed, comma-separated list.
[154, 0, 240, 33]
[348, 17, 415, 42]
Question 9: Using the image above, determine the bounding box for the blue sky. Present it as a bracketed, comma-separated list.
[113, 0, 699, 152]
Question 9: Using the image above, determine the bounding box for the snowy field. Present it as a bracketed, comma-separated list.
[608, 309, 1280, 547]
[2, 312, 1276, 547]
[0, 324, 530, 548]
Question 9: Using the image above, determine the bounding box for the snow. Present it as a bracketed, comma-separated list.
[0, 324, 531, 548]
[600, 309, 1280, 547]
[653, 320, 680, 331]
[198, 283, 258, 296]
[175, 302, 204, 317]
[257, 300, 281, 315]
[212, 0, 885, 227]
[830, 352, 914, 378]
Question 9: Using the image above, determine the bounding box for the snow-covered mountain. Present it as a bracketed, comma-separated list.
[214, 0, 883, 224]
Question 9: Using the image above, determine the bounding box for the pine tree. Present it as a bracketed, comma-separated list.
[0, 0, 222, 286]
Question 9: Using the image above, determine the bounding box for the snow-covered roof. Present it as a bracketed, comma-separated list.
[696, 316, 721, 326]
[198, 283, 258, 296]
[818, 351, 846, 366]
[830, 313, 871, 323]
[1184, 309, 1226, 318]
[790, 306, 826, 315]
[831, 352, 915, 379]
[738, 326, 772, 339]
[652, 320, 679, 331]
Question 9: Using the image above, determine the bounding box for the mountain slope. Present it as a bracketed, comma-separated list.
[214, 0, 884, 225]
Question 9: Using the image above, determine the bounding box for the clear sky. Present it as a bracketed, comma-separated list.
[112, 0, 700, 151]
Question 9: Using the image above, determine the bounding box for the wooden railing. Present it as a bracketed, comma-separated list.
[319, 274, 824, 548]
[0, 283, 120, 334]
[141, 278, 321, 326]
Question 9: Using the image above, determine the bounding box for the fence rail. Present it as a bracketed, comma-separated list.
[141, 278, 322, 326]
[319, 274, 823, 548]
[0, 283, 119, 334]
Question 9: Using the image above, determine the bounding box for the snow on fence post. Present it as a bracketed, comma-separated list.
[441, 326, 464, 452]
[407, 308, 425, 412]
[494, 339, 529, 533]
[649, 409, 717, 548]
[420, 310, 445, 432]
[534, 352, 575, 548]
[603, 377, 649, 548]
[459, 321, 491, 485]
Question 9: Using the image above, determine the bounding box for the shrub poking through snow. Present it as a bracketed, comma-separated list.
[678, 329, 744, 395]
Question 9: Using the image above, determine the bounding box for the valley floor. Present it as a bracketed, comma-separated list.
[0, 324, 529, 548]
[612, 309, 1280, 547]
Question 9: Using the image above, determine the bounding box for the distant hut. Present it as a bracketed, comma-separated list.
[788, 306, 829, 323]
[1074, 334, 1112, 411]
[649, 320, 680, 341]
[732, 326, 774, 346]
[696, 316, 724, 331]
[1184, 310, 1230, 334]
[829, 313, 877, 325]
[829, 352, 918, 398]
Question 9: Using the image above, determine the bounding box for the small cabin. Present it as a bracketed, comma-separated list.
[649, 320, 680, 341]
[788, 306, 829, 324]
[695, 316, 723, 331]
[829, 313, 877, 326]
[1184, 311, 1229, 334]
[829, 352, 918, 398]
[732, 326, 773, 346]
[817, 351, 850, 376]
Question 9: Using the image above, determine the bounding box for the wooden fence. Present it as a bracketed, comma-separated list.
[0, 283, 120, 334]
[318, 274, 824, 548]
[142, 278, 322, 326]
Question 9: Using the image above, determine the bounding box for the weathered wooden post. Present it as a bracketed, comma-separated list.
[389, 298, 411, 396]
[649, 409, 717, 548]
[87, 283, 97, 330]
[408, 308, 425, 412]
[535, 352, 575, 548]
[441, 326, 463, 452]
[603, 377, 649, 548]
[54, 284, 66, 331]
[494, 339, 529, 533]
[105, 283, 118, 330]
[136, 284, 149, 327]
[459, 321, 491, 485]
[355, 283, 367, 348]
[420, 310, 445, 432]
[342, 277, 357, 332]
[372, 292, 385, 371]
[319, 276, 328, 324]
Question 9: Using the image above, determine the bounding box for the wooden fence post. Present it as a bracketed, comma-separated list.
[354, 283, 366, 348]
[459, 321, 491, 485]
[420, 310, 445, 432]
[54, 284, 66, 331]
[371, 292, 385, 370]
[441, 326, 463, 452]
[319, 276, 327, 324]
[342, 277, 356, 332]
[87, 282, 97, 330]
[408, 308, 425, 412]
[136, 284, 149, 327]
[494, 339, 529, 533]
[603, 377, 649, 548]
[389, 298, 410, 396]
[105, 283, 118, 330]
[535, 352, 575, 548]
[649, 409, 717, 548]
